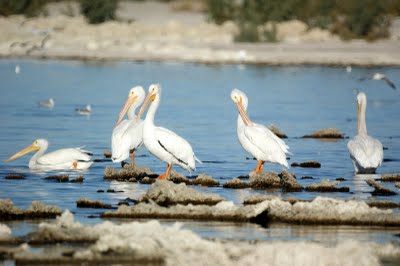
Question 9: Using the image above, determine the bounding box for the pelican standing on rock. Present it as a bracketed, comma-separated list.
[112, 86, 145, 164]
[347, 92, 383, 174]
[230, 89, 290, 173]
[5, 139, 93, 171]
[137, 84, 201, 179]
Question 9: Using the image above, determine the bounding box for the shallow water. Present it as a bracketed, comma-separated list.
[0, 59, 399, 243]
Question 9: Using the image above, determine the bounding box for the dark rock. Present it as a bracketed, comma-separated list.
[223, 178, 250, 189]
[70, 176, 84, 183]
[335, 177, 346, 181]
[192, 173, 219, 187]
[279, 170, 303, 192]
[367, 201, 400, 209]
[140, 176, 156, 184]
[125, 197, 139, 204]
[103, 150, 112, 158]
[249, 171, 281, 189]
[243, 196, 276, 205]
[168, 170, 192, 185]
[111, 189, 123, 193]
[45, 175, 69, 182]
[301, 176, 314, 180]
[104, 164, 154, 181]
[268, 125, 288, 138]
[305, 180, 350, 192]
[380, 174, 400, 182]
[97, 190, 104, 193]
[0, 199, 61, 220]
[117, 201, 129, 206]
[4, 174, 26, 180]
[76, 198, 113, 209]
[291, 161, 321, 168]
[366, 180, 398, 196]
[302, 128, 345, 139]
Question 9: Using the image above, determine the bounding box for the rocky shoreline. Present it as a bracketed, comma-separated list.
[1, 14, 400, 66]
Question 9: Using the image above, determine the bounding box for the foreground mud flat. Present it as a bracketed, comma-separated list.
[1, 181, 400, 265]
[1, 211, 400, 266]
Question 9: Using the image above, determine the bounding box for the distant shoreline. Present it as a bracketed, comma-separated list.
[2, 41, 400, 67]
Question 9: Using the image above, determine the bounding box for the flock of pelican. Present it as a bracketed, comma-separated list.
[5, 84, 384, 177]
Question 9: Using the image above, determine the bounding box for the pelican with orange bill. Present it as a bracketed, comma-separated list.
[5, 139, 93, 171]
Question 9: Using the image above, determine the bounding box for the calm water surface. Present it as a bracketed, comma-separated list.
[0, 59, 399, 243]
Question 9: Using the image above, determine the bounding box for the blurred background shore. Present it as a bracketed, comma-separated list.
[0, 0, 399, 65]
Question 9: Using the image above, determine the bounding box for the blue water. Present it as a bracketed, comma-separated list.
[0, 59, 399, 242]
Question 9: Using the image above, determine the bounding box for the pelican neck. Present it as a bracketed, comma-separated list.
[144, 96, 160, 125]
[358, 101, 368, 135]
[29, 146, 47, 168]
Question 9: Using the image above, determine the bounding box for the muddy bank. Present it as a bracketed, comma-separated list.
[1, 14, 400, 66]
[3, 211, 400, 266]
[103, 195, 400, 226]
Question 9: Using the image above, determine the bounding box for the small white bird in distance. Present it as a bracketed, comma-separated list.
[38, 98, 55, 108]
[359, 73, 396, 90]
[15, 65, 21, 74]
[75, 104, 92, 116]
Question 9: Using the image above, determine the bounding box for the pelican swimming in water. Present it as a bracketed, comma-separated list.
[112, 86, 145, 164]
[39, 98, 55, 108]
[347, 92, 383, 174]
[137, 84, 201, 179]
[75, 104, 92, 116]
[5, 139, 93, 171]
[231, 89, 290, 173]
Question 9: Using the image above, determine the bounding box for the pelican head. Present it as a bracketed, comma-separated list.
[231, 88, 252, 126]
[137, 84, 161, 118]
[5, 139, 47, 162]
[115, 86, 145, 127]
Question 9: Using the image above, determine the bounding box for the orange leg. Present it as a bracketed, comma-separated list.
[130, 151, 135, 165]
[73, 161, 78, 169]
[158, 163, 172, 180]
[253, 160, 265, 173]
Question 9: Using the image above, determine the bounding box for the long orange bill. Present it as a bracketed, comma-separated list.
[5, 144, 39, 162]
[137, 93, 156, 122]
[236, 101, 253, 126]
[114, 95, 138, 128]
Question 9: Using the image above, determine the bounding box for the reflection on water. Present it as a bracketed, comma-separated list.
[0, 59, 399, 243]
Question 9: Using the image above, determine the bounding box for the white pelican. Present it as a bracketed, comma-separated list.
[75, 104, 92, 116]
[112, 86, 145, 164]
[5, 139, 93, 171]
[39, 98, 54, 108]
[347, 92, 383, 174]
[360, 73, 396, 90]
[137, 84, 201, 179]
[230, 89, 290, 173]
